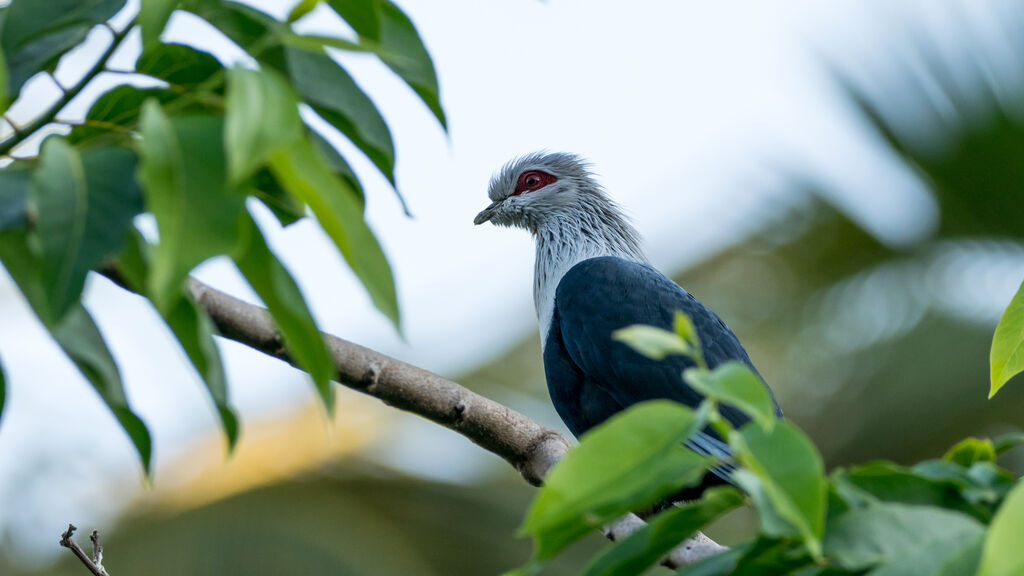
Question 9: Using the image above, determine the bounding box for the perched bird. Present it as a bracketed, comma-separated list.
[474, 152, 782, 499]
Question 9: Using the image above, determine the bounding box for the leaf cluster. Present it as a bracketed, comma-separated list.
[516, 318, 1024, 576]
[0, 0, 445, 472]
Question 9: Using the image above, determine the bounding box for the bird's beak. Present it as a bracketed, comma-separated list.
[474, 200, 502, 225]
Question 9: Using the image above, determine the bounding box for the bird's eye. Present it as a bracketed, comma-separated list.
[514, 170, 555, 195]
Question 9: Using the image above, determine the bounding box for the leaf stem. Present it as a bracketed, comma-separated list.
[0, 19, 136, 157]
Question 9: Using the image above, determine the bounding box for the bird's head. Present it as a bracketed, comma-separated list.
[474, 152, 600, 232]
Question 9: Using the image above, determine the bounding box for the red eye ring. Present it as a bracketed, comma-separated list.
[514, 170, 556, 195]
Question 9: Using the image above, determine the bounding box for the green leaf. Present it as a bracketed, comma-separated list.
[308, 128, 364, 210]
[990, 278, 1024, 397]
[1, 0, 127, 97]
[249, 130, 362, 227]
[288, 0, 320, 22]
[327, 0, 446, 128]
[935, 534, 984, 576]
[965, 462, 1017, 506]
[685, 362, 777, 431]
[0, 164, 31, 231]
[1, 234, 154, 470]
[612, 324, 691, 360]
[1, 233, 154, 468]
[730, 469, 796, 538]
[166, 290, 239, 449]
[53, 305, 153, 475]
[327, 0, 377, 33]
[269, 135, 400, 328]
[65, 44, 224, 146]
[137, 103, 247, 313]
[733, 421, 826, 559]
[993, 432, 1024, 455]
[225, 67, 303, 184]
[0, 43, 9, 114]
[185, 0, 282, 54]
[944, 437, 997, 467]
[136, 42, 222, 88]
[139, 0, 178, 49]
[521, 400, 710, 563]
[0, 228, 48, 314]
[673, 310, 699, 346]
[68, 86, 179, 145]
[913, 459, 975, 486]
[233, 217, 336, 413]
[834, 462, 989, 522]
[32, 139, 143, 323]
[582, 486, 742, 576]
[824, 503, 985, 573]
[977, 480, 1024, 576]
[113, 227, 149, 292]
[116, 230, 238, 450]
[250, 168, 307, 227]
[729, 538, 815, 575]
[1, 213, 151, 481]
[282, 43, 396, 184]
[913, 460, 1016, 507]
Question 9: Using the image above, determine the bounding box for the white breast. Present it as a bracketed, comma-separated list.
[533, 221, 646, 350]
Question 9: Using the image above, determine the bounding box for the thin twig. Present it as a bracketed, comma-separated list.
[90, 530, 105, 572]
[59, 525, 110, 576]
[0, 19, 135, 157]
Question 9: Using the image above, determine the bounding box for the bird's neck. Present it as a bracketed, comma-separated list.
[533, 201, 646, 345]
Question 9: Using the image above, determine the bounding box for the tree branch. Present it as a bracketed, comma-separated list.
[101, 268, 724, 568]
[59, 525, 110, 576]
[184, 278, 571, 487]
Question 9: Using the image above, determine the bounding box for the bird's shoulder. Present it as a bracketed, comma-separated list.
[552, 256, 760, 378]
[556, 256, 671, 295]
[554, 256, 699, 323]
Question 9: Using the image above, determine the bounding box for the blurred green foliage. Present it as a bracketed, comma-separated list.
[11, 462, 602, 576]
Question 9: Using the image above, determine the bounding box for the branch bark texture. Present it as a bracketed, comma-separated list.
[173, 276, 722, 568]
[186, 279, 571, 486]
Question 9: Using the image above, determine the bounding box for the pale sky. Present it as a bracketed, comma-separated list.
[0, 0, 1016, 565]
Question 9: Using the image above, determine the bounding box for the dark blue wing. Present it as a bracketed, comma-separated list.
[543, 256, 782, 487]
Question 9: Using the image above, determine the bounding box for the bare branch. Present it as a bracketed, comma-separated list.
[90, 530, 106, 572]
[184, 277, 572, 486]
[59, 525, 110, 576]
[98, 267, 724, 568]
